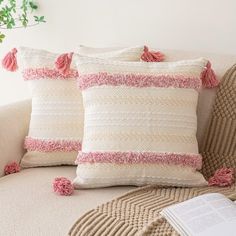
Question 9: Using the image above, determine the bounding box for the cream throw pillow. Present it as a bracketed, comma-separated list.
[73, 56, 208, 188]
[77, 45, 144, 61]
[20, 46, 144, 168]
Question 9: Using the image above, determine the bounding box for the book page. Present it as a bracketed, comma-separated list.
[161, 193, 236, 236]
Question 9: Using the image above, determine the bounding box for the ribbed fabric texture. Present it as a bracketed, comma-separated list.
[201, 64, 236, 178]
[69, 185, 236, 236]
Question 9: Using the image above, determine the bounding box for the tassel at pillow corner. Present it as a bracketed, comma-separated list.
[4, 161, 21, 175]
[55, 52, 74, 76]
[208, 167, 235, 187]
[141, 45, 165, 62]
[201, 61, 219, 88]
[53, 177, 74, 196]
[2, 48, 18, 72]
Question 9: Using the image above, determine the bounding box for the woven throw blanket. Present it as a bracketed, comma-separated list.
[201, 64, 236, 178]
[69, 185, 236, 236]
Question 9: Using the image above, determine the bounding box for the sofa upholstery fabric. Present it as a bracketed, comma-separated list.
[0, 100, 31, 177]
[0, 166, 134, 236]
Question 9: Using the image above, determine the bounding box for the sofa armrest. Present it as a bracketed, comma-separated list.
[0, 100, 31, 177]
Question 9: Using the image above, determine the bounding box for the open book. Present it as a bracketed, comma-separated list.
[160, 193, 236, 236]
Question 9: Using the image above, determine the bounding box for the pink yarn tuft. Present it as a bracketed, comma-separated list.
[76, 152, 202, 170]
[208, 167, 235, 187]
[24, 136, 82, 152]
[55, 52, 74, 76]
[141, 46, 165, 62]
[53, 177, 74, 196]
[78, 72, 201, 91]
[201, 61, 219, 88]
[2, 48, 18, 72]
[4, 161, 21, 175]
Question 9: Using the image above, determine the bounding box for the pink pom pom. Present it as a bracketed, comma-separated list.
[4, 161, 21, 175]
[53, 177, 74, 196]
[141, 46, 165, 62]
[2, 48, 18, 72]
[55, 52, 73, 76]
[208, 167, 235, 187]
[200, 61, 219, 88]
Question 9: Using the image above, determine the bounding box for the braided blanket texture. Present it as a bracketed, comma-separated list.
[69, 185, 236, 236]
[201, 64, 236, 178]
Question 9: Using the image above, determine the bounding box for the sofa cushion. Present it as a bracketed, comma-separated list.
[19, 47, 83, 168]
[74, 56, 208, 188]
[19, 46, 144, 168]
[0, 167, 134, 236]
[77, 45, 144, 61]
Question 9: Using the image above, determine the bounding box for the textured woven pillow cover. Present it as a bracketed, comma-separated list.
[73, 56, 209, 188]
[78, 45, 144, 61]
[20, 47, 143, 168]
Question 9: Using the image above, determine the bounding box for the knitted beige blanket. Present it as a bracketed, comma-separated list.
[69, 185, 236, 236]
[69, 65, 236, 236]
[201, 64, 236, 178]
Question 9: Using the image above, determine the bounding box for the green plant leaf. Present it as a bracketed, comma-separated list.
[0, 32, 5, 43]
[0, 0, 46, 29]
[34, 15, 39, 22]
[29, 1, 38, 10]
[39, 16, 46, 22]
[34, 15, 46, 23]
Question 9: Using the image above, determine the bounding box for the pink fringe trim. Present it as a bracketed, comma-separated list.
[22, 68, 79, 80]
[76, 152, 203, 170]
[78, 72, 201, 91]
[4, 161, 21, 175]
[208, 167, 235, 187]
[53, 177, 74, 196]
[24, 136, 82, 152]
[141, 46, 165, 62]
[2, 48, 18, 72]
[200, 61, 219, 88]
[55, 52, 74, 76]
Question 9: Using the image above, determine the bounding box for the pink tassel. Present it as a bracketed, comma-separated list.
[2, 48, 18, 72]
[208, 167, 235, 187]
[55, 52, 73, 76]
[4, 161, 21, 175]
[53, 177, 74, 196]
[201, 61, 219, 88]
[141, 46, 165, 62]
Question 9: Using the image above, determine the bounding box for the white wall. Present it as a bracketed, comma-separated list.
[0, 0, 236, 105]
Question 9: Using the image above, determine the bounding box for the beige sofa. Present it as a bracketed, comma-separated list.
[0, 50, 236, 236]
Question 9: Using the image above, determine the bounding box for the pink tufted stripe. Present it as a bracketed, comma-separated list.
[78, 72, 201, 90]
[22, 68, 79, 80]
[24, 136, 82, 152]
[76, 152, 203, 170]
